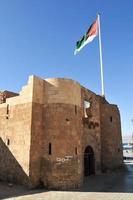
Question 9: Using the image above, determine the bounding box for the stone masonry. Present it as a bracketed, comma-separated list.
[0, 75, 123, 190]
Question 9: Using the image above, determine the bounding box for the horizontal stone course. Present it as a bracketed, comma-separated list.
[0, 75, 123, 189]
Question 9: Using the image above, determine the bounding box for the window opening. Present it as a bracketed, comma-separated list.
[49, 143, 52, 155]
[84, 100, 90, 117]
[7, 139, 10, 146]
[110, 116, 113, 122]
[75, 147, 78, 155]
[6, 104, 9, 119]
[75, 105, 77, 115]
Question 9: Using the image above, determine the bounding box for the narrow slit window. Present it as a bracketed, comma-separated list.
[49, 143, 52, 155]
[6, 104, 9, 119]
[110, 116, 113, 122]
[7, 139, 10, 146]
[7, 104, 9, 114]
[75, 105, 77, 115]
[75, 147, 78, 155]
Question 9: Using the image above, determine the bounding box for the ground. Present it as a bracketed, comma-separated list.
[1, 161, 133, 200]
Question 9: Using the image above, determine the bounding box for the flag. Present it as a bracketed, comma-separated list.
[74, 17, 98, 55]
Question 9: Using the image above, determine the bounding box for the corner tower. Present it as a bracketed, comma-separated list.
[30, 76, 83, 189]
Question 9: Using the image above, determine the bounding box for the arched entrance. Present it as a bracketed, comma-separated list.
[84, 145, 95, 176]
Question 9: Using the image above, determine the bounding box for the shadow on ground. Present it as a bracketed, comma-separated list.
[78, 162, 133, 193]
[0, 161, 133, 199]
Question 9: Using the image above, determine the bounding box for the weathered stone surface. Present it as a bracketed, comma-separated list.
[0, 75, 123, 190]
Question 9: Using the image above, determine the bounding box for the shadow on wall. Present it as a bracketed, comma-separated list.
[0, 137, 30, 186]
[0, 136, 133, 198]
[0, 163, 133, 199]
[79, 162, 133, 193]
[0, 136, 47, 199]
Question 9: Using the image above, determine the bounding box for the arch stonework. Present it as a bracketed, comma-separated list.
[0, 75, 123, 190]
[84, 145, 95, 176]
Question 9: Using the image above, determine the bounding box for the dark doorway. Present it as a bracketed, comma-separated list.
[84, 145, 95, 176]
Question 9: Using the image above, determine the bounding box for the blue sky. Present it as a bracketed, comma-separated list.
[0, 0, 132, 136]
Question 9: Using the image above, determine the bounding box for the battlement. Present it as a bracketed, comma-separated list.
[0, 75, 123, 189]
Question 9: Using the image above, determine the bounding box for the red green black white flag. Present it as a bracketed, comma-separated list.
[74, 17, 98, 55]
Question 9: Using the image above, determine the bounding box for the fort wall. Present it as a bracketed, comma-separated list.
[0, 75, 123, 189]
[0, 77, 34, 186]
[100, 103, 123, 171]
[30, 76, 83, 189]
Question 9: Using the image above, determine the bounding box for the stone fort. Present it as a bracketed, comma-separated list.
[0, 75, 123, 189]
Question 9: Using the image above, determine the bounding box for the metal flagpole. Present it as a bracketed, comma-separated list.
[97, 14, 105, 97]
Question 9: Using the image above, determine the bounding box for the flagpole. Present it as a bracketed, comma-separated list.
[97, 14, 105, 97]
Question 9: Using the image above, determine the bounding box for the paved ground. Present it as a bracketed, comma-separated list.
[1, 161, 133, 200]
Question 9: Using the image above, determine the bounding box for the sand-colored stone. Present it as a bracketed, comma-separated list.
[0, 75, 123, 189]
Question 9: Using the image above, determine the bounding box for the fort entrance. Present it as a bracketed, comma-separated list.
[84, 146, 95, 176]
[0, 76, 123, 189]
